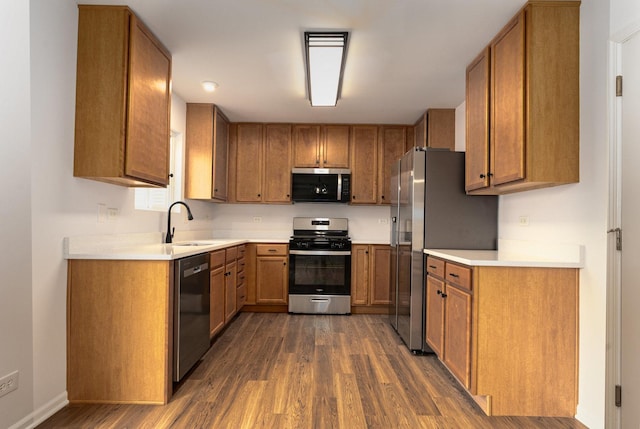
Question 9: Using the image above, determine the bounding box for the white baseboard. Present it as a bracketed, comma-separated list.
[9, 391, 68, 429]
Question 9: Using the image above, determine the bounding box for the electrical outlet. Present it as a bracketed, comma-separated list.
[107, 208, 118, 220]
[0, 371, 18, 398]
[378, 218, 389, 224]
[519, 215, 530, 226]
[253, 217, 262, 223]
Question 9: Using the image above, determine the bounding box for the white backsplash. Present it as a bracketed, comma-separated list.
[208, 203, 391, 243]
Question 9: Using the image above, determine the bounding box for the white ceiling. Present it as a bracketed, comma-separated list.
[78, 0, 526, 124]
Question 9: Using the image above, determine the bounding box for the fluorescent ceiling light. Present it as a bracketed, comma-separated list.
[305, 32, 348, 107]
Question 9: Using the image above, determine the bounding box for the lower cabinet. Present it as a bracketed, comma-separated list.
[425, 255, 579, 417]
[209, 250, 226, 337]
[67, 259, 173, 404]
[210, 245, 245, 338]
[256, 244, 288, 304]
[243, 243, 289, 311]
[351, 244, 391, 313]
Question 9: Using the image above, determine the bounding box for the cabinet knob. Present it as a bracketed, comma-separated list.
[283, 262, 287, 266]
[257, 194, 261, 197]
[436, 289, 442, 295]
[441, 293, 448, 298]
[479, 174, 486, 179]
[381, 195, 385, 200]
[352, 195, 356, 200]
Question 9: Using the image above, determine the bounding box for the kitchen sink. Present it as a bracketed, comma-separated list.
[172, 240, 227, 247]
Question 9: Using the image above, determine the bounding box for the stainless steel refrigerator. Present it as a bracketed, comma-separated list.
[389, 147, 498, 352]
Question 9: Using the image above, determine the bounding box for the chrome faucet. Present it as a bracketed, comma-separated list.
[165, 201, 194, 243]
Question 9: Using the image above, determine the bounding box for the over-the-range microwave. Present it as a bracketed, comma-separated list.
[291, 168, 351, 203]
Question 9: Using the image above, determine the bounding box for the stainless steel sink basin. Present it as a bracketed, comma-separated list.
[172, 240, 227, 247]
[172, 242, 210, 246]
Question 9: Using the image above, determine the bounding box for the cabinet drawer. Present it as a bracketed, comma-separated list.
[236, 284, 247, 309]
[210, 250, 225, 269]
[237, 245, 246, 259]
[426, 256, 445, 278]
[256, 244, 288, 256]
[237, 257, 246, 273]
[226, 246, 238, 262]
[445, 263, 472, 291]
[237, 270, 246, 286]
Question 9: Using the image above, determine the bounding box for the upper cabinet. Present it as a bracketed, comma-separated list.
[378, 126, 408, 204]
[229, 123, 292, 203]
[414, 109, 455, 150]
[185, 104, 229, 201]
[465, 1, 580, 195]
[74, 5, 172, 187]
[350, 126, 378, 204]
[293, 125, 350, 168]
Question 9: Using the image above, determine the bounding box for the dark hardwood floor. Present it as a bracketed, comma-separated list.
[39, 313, 588, 428]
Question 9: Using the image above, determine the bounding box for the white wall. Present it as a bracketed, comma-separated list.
[0, 1, 34, 428]
[611, 0, 640, 37]
[211, 203, 390, 243]
[497, 0, 609, 426]
[24, 1, 214, 427]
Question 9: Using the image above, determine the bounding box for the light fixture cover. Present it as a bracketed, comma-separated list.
[304, 32, 348, 107]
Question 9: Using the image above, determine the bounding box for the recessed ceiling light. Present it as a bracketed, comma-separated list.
[201, 81, 219, 92]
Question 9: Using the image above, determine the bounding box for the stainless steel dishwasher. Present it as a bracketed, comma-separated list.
[173, 253, 210, 382]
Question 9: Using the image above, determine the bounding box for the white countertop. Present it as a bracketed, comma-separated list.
[425, 239, 584, 268]
[63, 232, 287, 261]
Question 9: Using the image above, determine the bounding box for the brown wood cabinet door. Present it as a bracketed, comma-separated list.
[425, 275, 445, 357]
[264, 124, 292, 202]
[350, 125, 378, 204]
[465, 48, 491, 192]
[350, 245, 369, 306]
[370, 245, 391, 305]
[212, 109, 229, 201]
[224, 262, 237, 322]
[235, 123, 264, 202]
[185, 104, 214, 199]
[443, 285, 472, 389]
[125, 15, 171, 186]
[210, 266, 225, 337]
[256, 256, 288, 304]
[414, 113, 426, 148]
[491, 13, 525, 187]
[322, 125, 350, 168]
[427, 109, 455, 150]
[293, 125, 321, 167]
[378, 126, 406, 204]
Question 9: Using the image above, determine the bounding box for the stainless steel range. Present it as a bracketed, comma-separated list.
[288, 217, 351, 314]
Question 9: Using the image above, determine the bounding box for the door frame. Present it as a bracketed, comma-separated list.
[606, 23, 640, 429]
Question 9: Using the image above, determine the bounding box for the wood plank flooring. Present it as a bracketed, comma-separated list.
[39, 313, 588, 428]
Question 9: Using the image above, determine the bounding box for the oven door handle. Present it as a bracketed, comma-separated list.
[289, 250, 351, 256]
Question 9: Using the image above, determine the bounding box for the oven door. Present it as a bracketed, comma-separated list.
[288, 250, 351, 295]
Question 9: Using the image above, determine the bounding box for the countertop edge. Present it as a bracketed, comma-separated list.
[424, 248, 584, 269]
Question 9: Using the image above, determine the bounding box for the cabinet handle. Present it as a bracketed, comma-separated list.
[268, 249, 277, 252]
[428, 265, 437, 269]
[449, 273, 459, 278]
[441, 293, 448, 298]
[436, 289, 442, 295]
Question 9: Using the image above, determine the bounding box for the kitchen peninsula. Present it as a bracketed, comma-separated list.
[424, 240, 583, 417]
[64, 233, 255, 404]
